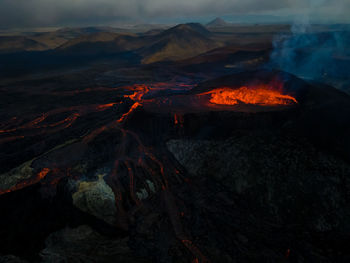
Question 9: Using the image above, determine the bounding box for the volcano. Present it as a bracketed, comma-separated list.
[1, 23, 350, 263]
[206, 17, 231, 27]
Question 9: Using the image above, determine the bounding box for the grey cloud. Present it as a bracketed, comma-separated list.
[0, 0, 349, 28]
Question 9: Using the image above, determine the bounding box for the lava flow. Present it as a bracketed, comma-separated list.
[0, 168, 50, 195]
[0, 80, 212, 261]
[200, 84, 297, 106]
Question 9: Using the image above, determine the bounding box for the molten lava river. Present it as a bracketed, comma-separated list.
[200, 85, 297, 106]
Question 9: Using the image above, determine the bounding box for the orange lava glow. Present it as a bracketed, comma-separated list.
[286, 249, 291, 258]
[37, 168, 50, 179]
[96, 102, 119, 110]
[174, 113, 184, 128]
[0, 168, 50, 195]
[174, 113, 179, 125]
[124, 84, 150, 101]
[181, 240, 210, 263]
[117, 102, 142, 123]
[201, 85, 297, 106]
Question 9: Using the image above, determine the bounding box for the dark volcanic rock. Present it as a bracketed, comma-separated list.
[40, 225, 151, 263]
[167, 133, 350, 262]
[0, 255, 28, 263]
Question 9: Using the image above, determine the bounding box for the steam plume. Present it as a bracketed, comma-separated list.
[269, 0, 350, 91]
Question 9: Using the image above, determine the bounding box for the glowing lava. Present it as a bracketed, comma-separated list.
[201, 85, 297, 106]
[0, 168, 50, 195]
[124, 84, 150, 101]
[117, 102, 142, 123]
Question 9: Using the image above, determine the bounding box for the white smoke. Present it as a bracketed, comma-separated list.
[269, 0, 350, 91]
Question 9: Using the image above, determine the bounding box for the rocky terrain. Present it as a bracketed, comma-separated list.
[1, 22, 350, 263]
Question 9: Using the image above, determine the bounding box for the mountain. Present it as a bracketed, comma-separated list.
[169, 23, 211, 36]
[29, 32, 73, 49]
[139, 23, 221, 64]
[54, 23, 221, 64]
[57, 32, 137, 49]
[0, 36, 48, 53]
[206, 17, 231, 27]
[55, 26, 126, 37]
[28, 27, 123, 49]
[0, 22, 223, 72]
[0, 27, 126, 53]
[52, 31, 147, 57]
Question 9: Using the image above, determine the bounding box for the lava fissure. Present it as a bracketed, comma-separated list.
[199, 84, 297, 106]
[162, 188, 210, 262]
[125, 160, 141, 206]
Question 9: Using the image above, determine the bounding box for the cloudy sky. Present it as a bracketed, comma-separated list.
[0, 0, 349, 28]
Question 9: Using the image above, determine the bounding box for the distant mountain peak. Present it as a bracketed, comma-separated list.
[141, 23, 218, 64]
[206, 17, 230, 27]
[167, 23, 211, 36]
